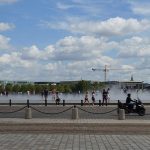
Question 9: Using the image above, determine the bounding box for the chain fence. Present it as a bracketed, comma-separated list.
[77, 106, 118, 115]
[30, 106, 73, 115]
[0, 106, 27, 114]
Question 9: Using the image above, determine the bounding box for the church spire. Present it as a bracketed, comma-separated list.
[130, 75, 134, 81]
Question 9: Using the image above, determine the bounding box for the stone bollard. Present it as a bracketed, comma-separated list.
[72, 106, 79, 119]
[118, 109, 125, 120]
[25, 107, 32, 119]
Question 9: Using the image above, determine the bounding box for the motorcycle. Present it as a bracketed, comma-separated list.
[118, 99, 146, 116]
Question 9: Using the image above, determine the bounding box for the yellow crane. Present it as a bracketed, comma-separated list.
[92, 65, 132, 82]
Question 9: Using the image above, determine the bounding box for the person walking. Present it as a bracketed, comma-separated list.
[51, 89, 56, 102]
[84, 91, 90, 105]
[92, 91, 95, 105]
[56, 91, 60, 105]
[107, 88, 110, 103]
[102, 89, 108, 106]
[43, 88, 49, 105]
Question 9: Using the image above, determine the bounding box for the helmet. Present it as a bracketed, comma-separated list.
[127, 93, 131, 97]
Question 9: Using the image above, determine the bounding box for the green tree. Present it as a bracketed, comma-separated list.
[34, 84, 43, 94]
[0, 84, 4, 93]
[75, 80, 91, 93]
[5, 83, 13, 93]
[12, 84, 21, 93]
[64, 84, 72, 93]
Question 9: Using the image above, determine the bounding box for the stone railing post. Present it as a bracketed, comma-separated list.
[118, 108, 125, 120]
[72, 105, 79, 119]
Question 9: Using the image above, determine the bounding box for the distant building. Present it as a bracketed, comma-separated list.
[119, 76, 144, 90]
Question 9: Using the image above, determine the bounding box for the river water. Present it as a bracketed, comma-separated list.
[0, 89, 150, 103]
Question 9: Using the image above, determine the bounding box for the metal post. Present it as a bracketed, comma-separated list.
[27, 99, 30, 108]
[63, 100, 65, 106]
[25, 99, 32, 119]
[99, 100, 101, 106]
[9, 99, 12, 107]
[117, 100, 120, 114]
[81, 100, 83, 106]
[45, 100, 47, 106]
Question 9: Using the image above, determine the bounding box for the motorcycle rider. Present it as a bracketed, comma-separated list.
[126, 93, 134, 110]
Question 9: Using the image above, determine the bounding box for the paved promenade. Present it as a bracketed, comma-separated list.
[1, 118, 150, 134]
[0, 105, 150, 119]
[1, 133, 150, 150]
[0, 105, 150, 149]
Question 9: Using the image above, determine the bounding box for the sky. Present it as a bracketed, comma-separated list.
[0, 0, 150, 83]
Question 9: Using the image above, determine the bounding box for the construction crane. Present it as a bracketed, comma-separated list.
[92, 65, 109, 82]
[92, 65, 132, 82]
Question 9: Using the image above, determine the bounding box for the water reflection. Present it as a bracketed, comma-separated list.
[0, 89, 150, 103]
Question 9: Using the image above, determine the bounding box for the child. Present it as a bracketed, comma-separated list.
[84, 91, 90, 105]
[56, 92, 60, 105]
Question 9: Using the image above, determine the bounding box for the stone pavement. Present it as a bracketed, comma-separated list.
[0, 105, 150, 150]
[0, 118, 150, 134]
[0, 133, 150, 150]
[0, 105, 150, 134]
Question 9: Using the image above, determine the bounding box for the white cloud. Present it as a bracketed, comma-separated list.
[22, 45, 55, 60]
[5, 35, 117, 81]
[0, 34, 11, 50]
[44, 17, 150, 36]
[0, 52, 33, 70]
[56, 2, 73, 10]
[0, 34, 149, 82]
[22, 36, 117, 61]
[0, 23, 15, 31]
[54, 36, 117, 60]
[23, 45, 42, 59]
[118, 36, 150, 58]
[56, 1, 102, 16]
[0, 0, 18, 4]
[133, 6, 150, 16]
[129, 1, 150, 16]
[0, 52, 33, 68]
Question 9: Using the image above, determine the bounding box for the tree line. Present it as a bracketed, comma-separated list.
[0, 80, 105, 94]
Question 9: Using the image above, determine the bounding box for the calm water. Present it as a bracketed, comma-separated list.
[0, 89, 150, 103]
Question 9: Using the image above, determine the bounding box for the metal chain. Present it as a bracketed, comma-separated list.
[0, 106, 27, 114]
[30, 106, 73, 115]
[77, 106, 117, 114]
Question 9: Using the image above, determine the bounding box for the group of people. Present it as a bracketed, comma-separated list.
[41, 89, 61, 105]
[1, 91, 8, 96]
[41, 88, 111, 106]
[84, 88, 110, 106]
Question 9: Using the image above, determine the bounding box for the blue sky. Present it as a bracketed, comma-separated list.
[0, 0, 150, 82]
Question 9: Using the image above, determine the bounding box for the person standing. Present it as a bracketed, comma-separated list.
[43, 88, 49, 104]
[84, 91, 90, 105]
[92, 91, 95, 105]
[107, 88, 110, 103]
[56, 91, 60, 105]
[52, 89, 56, 102]
[102, 89, 108, 106]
